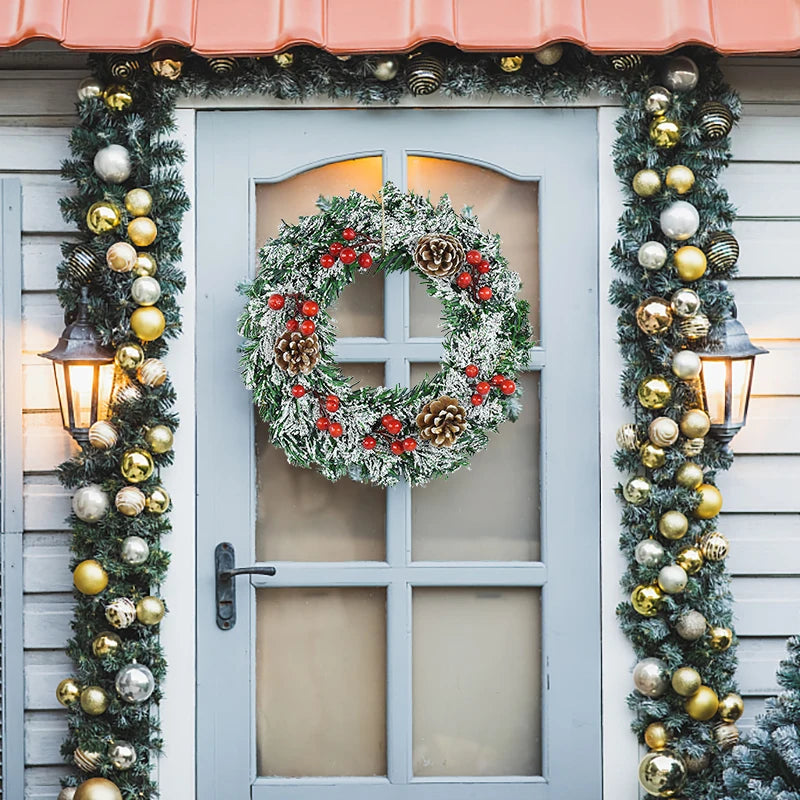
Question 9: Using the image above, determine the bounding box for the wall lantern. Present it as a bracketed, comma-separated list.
[40, 287, 115, 448]
[698, 306, 767, 450]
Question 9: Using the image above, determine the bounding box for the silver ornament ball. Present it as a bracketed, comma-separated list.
[671, 288, 701, 318]
[77, 76, 104, 100]
[115, 662, 155, 703]
[120, 535, 150, 566]
[672, 349, 702, 380]
[675, 609, 707, 641]
[372, 56, 400, 81]
[658, 564, 688, 594]
[108, 739, 137, 770]
[131, 276, 161, 306]
[93, 144, 131, 184]
[72, 484, 110, 523]
[633, 657, 670, 698]
[660, 200, 700, 241]
[638, 241, 668, 271]
[644, 85, 672, 116]
[634, 539, 665, 567]
[662, 55, 699, 92]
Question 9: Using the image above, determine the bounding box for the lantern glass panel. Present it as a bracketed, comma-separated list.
[701, 359, 727, 424]
[53, 362, 69, 429]
[732, 358, 753, 426]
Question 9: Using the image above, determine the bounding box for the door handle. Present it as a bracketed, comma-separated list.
[215, 542, 276, 630]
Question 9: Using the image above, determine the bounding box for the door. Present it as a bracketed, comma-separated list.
[196, 109, 600, 799]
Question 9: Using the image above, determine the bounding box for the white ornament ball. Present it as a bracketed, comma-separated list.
[89, 420, 118, 449]
[115, 486, 146, 517]
[638, 240, 668, 271]
[672, 350, 702, 380]
[131, 276, 161, 306]
[534, 44, 563, 65]
[72, 484, 110, 523]
[120, 535, 150, 565]
[675, 610, 707, 641]
[372, 56, 400, 81]
[115, 662, 155, 703]
[105, 597, 137, 629]
[634, 538, 665, 567]
[660, 200, 700, 241]
[633, 657, 670, 698]
[137, 358, 168, 387]
[658, 564, 689, 594]
[106, 241, 137, 273]
[93, 144, 131, 184]
[648, 416, 679, 448]
[108, 739, 137, 770]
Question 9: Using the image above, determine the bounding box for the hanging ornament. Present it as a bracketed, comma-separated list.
[207, 56, 238, 74]
[660, 200, 700, 241]
[670, 288, 701, 318]
[709, 626, 734, 651]
[105, 597, 137, 629]
[616, 423, 640, 451]
[644, 722, 670, 750]
[86, 202, 122, 235]
[56, 677, 81, 706]
[675, 462, 704, 489]
[131, 276, 161, 306]
[77, 76, 104, 100]
[631, 584, 664, 616]
[671, 350, 702, 380]
[124, 188, 153, 217]
[72, 484, 110, 522]
[661, 55, 699, 92]
[632, 169, 662, 197]
[658, 510, 688, 540]
[638, 749, 687, 797]
[499, 55, 524, 73]
[695, 483, 723, 518]
[676, 546, 704, 575]
[130, 306, 166, 341]
[665, 165, 695, 195]
[634, 539, 665, 566]
[115, 342, 145, 370]
[120, 535, 150, 565]
[718, 692, 744, 722]
[137, 358, 168, 387]
[372, 56, 400, 81]
[697, 101, 734, 140]
[715, 722, 740, 749]
[623, 476, 651, 505]
[640, 442, 666, 469]
[406, 51, 445, 96]
[151, 45, 184, 79]
[103, 85, 133, 111]
[699, 530, 729, 561]
[675, 609, 707, 641]
[533, 44, 563, 65]
[146, 486, 170, 514]
[66, 244, 100, 283]
[93, 145, 131, 184]
[108, 740, 137, 770]
[633, 657, 670, 697]
[144, 424, 174, 453]
[637, 376, 672, 409]
[649, 117, 681, 148]
[685, 685, 719, 720]
[115, 486, 146, 517]
[273, 51, 294, 68]
[80, 685, 110, 715]
[681, 406, 712, 439]
[74, 777, 123, 800]
[671, 666, 702, 697]
[73, 560, 109, 595]
[610, 54, 642, 72]
[682, 437, 705, 457]
[644, 85, 672, 116]
[74, 747, 102, 772]
[134, 252, 158, 277]
[136, 596, 165, 625]
[127, 217, 157, 247]
[649, 416, 679, 447]
[115, 662, 155, 703]
[658, 564, 688, 594]
[635, 297, 673, 335]
[92, 631, 122, 657]
[120, 448, 154, 483]
[58, 789, 77, 800]
[109, 55, 139, 80]
[106, 241, 137, 272]
[673, 245, 707, 281]
[638, 241, 668, 271]
[116, 380, 143, 404]
[678, 313, 711, 341]
[704, 231, 739, 273]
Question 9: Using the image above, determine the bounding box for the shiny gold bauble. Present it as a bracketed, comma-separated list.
[636, 297, 673, 335]
[127, 217, 157, 247]
[685, 685, 719, 721]
[718, 692, 744, 722]
[676, 546, 704, 575]
[150, 46, 184, 80]
[638, 749, 687, 797]
[92, 631, 122, 657]
[641, 442, 666, 469]
[73, 559, 109, 595]
[86, 202, 121, 234]
[644, 721, 670, 750]
[102, 85, 133, 111]
[273, 51, 294, 68]
[74, 777, 123, 800]
[120, 448, 154, 483]
[130, 306, 166, 341]
[146, 486, 170, 514]
[650, 116, 681, 148]
[136, 595, 165, 626]
[700, 531, 729, 561]
[709, 626, 734, 651]
[631, 584, 664, 617]
[115, 342, 144, 370]
[649, 416, 679, 447]
[665, 165, 695, 195]
[134, 252, 158, 277]
[124, 188, 153, 217]
[74, 747, 102, 772]
[80, 685, 110, 715]
[106, 241, 137, 272]
[89, 420, 118, 450]
[715, 722, 740, 749]
[499, 55, 524, 72]
[633, 169, 662, 198]
[638, 376, 672, 409]
[673, 246, 707, 281]
[658, 510, 689, 540]
[644, 85, 672, 116]
[695, 484, 723, 519]
[137, 358, 168, 387]
[675, 462, 704, 489]
[56, 677, 81, 706]
[115, 485, 146, 517]
[671, 666, 702, 697]
[680, 408, 711, 438]
[623, 476, 651, 505]
[144, 424, 174, 453]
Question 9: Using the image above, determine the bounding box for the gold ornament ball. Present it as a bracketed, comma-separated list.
[683, 437, 705, 457]
[695, 483, 723, 519]
[673, 246, 708, 281]
[710, 626, 734, 651]
[533, 44, 563, 65]
[102, 85, 133, 111]
[676, 462, 704, 489]
[641, 442, 666, 469]
[680, 408, 710, 438]
[685, 751, 711, 774]
[144, 424, 174, 453]
[73, 559, 109, 595]
[649, 416, 679, 447]
[636, 296, 673, 335]
[124, 188, 153, 217]
[644, 721, 670, 750]
[671, 666, 702, 697]
[106, 241, 137, 272]
[715, 722, 740, 749]
[631, 584, 664, 617]
[685, 685, 719, 721]
[120, 448, 154, 483]
[633, 169, 662, 198]
[150, 45, 184, 80]
[115, 342, 145, 370]
[700, 531, 729, 561]
[644, 85, 672, 116]
[74, 777, 123, 800]
[616, 423, 641, 451]
[638, 749, 687, 797]
[274, 51, 294, 68]
[676, 546, 704, 575]
[130, 306, 166, 341]
[137, 358, 168, 387]
[623, 476, 651, 505]
[638, 376, 672, 410]
[134, 252, 158, 277]
[718, 692, 745, 722]
[146, 486, 170, 514]
[80, 685, 110, 715]
[115, 486, 146, 517]
[650, 116, 681, 148]
[92, 631, 122, 658]
[127, 217, 157, 247]
[89, 420, 118, 450]
[74, 747, 102, 772]
[658, 510, 688, 540]
[86, 202, 121, 235]
[56, 677, 81, 706]
[499, 55, 524, 72]
[666, 165, 695, 195]
[136, 595, 166, 626]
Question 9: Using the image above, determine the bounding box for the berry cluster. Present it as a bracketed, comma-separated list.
[463, 364, 516, 405]
[455, 248, 493, 302]
[268, 292, 319, 336]
[290, 385, 344, 438]
[362, 413, 417, 454]
[320, 227, 374, 271]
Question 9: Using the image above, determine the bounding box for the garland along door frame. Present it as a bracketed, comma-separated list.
[195, 108, 600, 799]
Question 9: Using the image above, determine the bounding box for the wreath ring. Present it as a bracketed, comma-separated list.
[239, 183, 533, 487]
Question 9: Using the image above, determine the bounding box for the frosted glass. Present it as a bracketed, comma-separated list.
[256, 588, 387, 777]
[256, 157, 384, 337]
[407, 156, 539, 339]
[340, 361, 386, 389]
[413, 588, 542, 776]
[411, 367, 541, 561]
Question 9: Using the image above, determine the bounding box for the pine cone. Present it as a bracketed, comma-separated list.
[414, 234, 466, 278]
[274, 330, 320, 376]
[416, 396, 468, 447]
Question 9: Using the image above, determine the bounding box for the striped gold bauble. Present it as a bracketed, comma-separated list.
[207, 56, 238, 74]
[704, 231, 740, 272]
[115, 486, 146, 517]
[700, 531, 730, 561]
[610, 54, 642, 72]
[697, 101, 734, 140]
[74, 747, 103, 772]
[682, 437, 705, 457]
[67, 244, 100, 283]
[406, 51, 444, 96]
[138, 358, 168, 387]
[89, 420, 118, 450]
[678, 313, 711, 341]
[615, 423, 640, 452]
[714, 722, 740, 749]
[109, 56, 140, 80]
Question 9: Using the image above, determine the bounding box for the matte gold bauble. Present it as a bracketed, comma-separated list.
[146, 486, 170, 514]
[666, 165, 695, 195]
[120, 448, 154, 483]
[718, 692, 744, 722]
[150, 45, 184, 79]
[115, 485, 146, 517]
[675, 462, 704, 489]
[106, 242, 137, 273]
[638, 376, 672, 409]
[715, 722, 740, 749]
[671, 666, 702, 697]
[533, 44, 563, 65]
[631, 584, 664, 617]
[658, 510, 688, 540]
[499, 55, 524, 72]
[685, 685, 719, 721]
[709, 626, 733, 651]
[623, 476, 651, 505]
[115, 342, 144, 370]
[127, 217, 157, 247]
[86, 202, 121, 234]
[649, 416, 679, 447]
[73, 559, 109, 595]
[92, 631, 122, 657]
[124, 188, 153, 217]
[676, 546, 704, 575]
[673, 246, 707, 281]
[137, 358, 168, 387]
[685, 751, 711, 774]
[80, 685, 110, 715]
[134, 252, 158, 277]
[644, 721, 670, 750]
[273, 51, 294, 68]
[638, 749, 687, 797]
[74, 777, 123, 800]
[641, 442, 666, 469]
[89, 420, 118, 450]
[700, 531, 729, 561]
[680, 408, 710, 438]
[676, 609, 707, 641]
[636, 297, 673, 335]
[102, 85, 133, 111]
[136, 595, 165, 625]
[144, 424, 174, 453]
[130, 306, 165, 341]
[695, 484, 723, 519]
[56, 677, 81, 706]
[633, 169, 662, 198]
[644, 85, 672, 116]
[650, 116, 681, 148]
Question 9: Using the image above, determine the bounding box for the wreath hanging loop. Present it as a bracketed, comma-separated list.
[239, 182, 533, 487]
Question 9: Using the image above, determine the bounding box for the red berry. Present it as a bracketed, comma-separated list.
[478, 286, 493, 301]
[320, 254, 335, 269]
[471, 394, 484, 406]
[456, 272, 473, 289]
[381, 414, 395, 430]
[301, 300, 319, 317]
[291, 384, 306, 398]
[358, 252, 373, 269]
[491, 374, 506, 386]
[325, 395, 340, 413]
[387, 420, 403, 436]
[299, 319, 316, 336]
[390, 441, 404, 455]
[464, 364, 479, 379]
[476, 381, 491, 396]
[363, 435, 377, 450]
[316, 417, 330, 431]
[476, 260, 491, 275]
[329, 422, 343, 438]
[342, 228, 356, 241]
[268, 293, 285, 310]
[501, 379, 517, 396]
[286, 319, 299, 332]
[329, 242, 344, 256]
[466, 250, 482, 266]
[340, 247, 357, 265]
[402, 437, 417, 451]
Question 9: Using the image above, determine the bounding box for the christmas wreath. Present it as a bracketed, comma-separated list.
[238, 183, 533, 486]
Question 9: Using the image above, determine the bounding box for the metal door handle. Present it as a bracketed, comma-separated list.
[215, 542, 276, 630]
